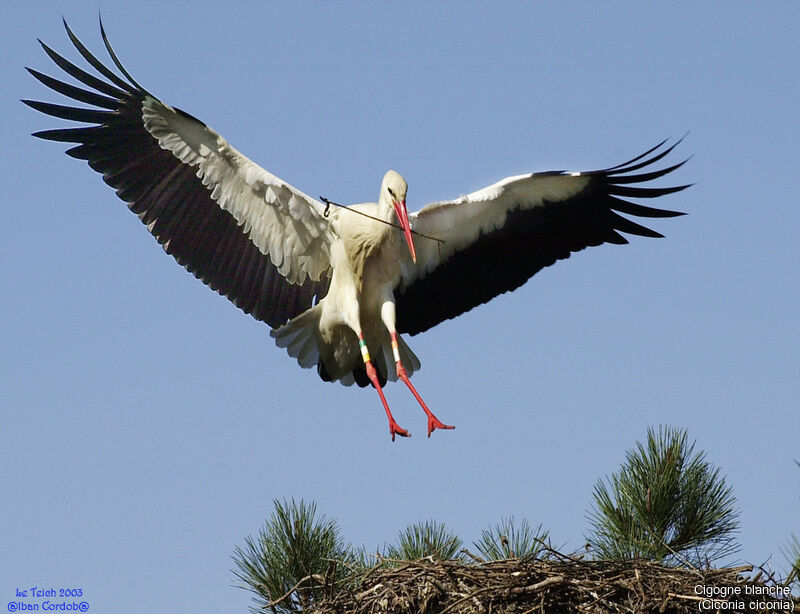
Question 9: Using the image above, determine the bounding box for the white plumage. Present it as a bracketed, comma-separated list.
[26, 20, 689, 439]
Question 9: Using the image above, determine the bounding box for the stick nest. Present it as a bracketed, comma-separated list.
[311, 555, 797, 614]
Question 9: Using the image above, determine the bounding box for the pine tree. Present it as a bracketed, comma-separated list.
[587, 426, 739, 566]
[386, 520, 463, 562]
[782, 534, 800, 590]
[474, 517, 550, 560]
[232, 498, 353, 613]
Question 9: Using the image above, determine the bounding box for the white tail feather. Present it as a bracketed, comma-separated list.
[379, 334, 421, 381]
[270, 305, 322, 369]
[270, 304, 422, 384]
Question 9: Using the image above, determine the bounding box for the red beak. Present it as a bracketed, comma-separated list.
[393, 199, 416, 263]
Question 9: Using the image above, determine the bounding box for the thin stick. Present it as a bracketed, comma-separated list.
[320, 196, 445, 244]
[261, 573, 325, 610]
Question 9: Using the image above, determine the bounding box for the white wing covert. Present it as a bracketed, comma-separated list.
[140, 97, 331, 285]
[25, 19, 332, 328]
[396, 140, 689, 334]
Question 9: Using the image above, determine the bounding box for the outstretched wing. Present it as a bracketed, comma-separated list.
[396, 139, 689, 335]
[24, 19, 332, 328]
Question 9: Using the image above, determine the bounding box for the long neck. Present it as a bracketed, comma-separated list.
[377, 191, 395, 224]
[339, 203, 394, 283]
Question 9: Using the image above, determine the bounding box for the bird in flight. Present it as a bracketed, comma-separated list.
[25, 19, 689, 440]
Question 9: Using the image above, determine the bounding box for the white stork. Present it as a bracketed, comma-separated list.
[25, 20, 689, 440]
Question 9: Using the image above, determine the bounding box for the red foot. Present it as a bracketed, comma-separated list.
[389, 421, 411, 441]
[425, 415, 455, 438]
[396, 362, 455, 437]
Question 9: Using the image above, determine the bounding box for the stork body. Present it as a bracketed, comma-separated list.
[274, 172, 448, 438]
[25, 20, 689, 439]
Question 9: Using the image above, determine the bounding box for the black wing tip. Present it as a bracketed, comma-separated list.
[605, 135, 691, 177]
[603, 138, 690, 236]
[604, 137, 669, 171]
[30, 128, 61, 141]
[30, 15, 150, 109]
[97, 14, 144, 90]
[22, 98, 52, 110]
[602, 138, 692, 219]
[37, 38, 55, 54]
[671, 182, 694, 195]
[62, 17, 82, 49]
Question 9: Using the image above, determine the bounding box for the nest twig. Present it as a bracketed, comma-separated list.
[311, 556, 798, 614]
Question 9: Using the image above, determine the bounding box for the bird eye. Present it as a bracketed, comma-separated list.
[388, 187, 395, 198]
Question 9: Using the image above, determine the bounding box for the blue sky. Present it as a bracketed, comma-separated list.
[2, 1, 798, 611]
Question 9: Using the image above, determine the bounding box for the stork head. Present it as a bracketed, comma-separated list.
[380, 170, 415, 263]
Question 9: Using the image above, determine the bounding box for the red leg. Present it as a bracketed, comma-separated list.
[392, 333, 455, 437]
[360, 334, 409, 441]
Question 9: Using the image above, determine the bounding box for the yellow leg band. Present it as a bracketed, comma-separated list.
[359, 338, 371, 363]
[391, 336, 401, 363]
